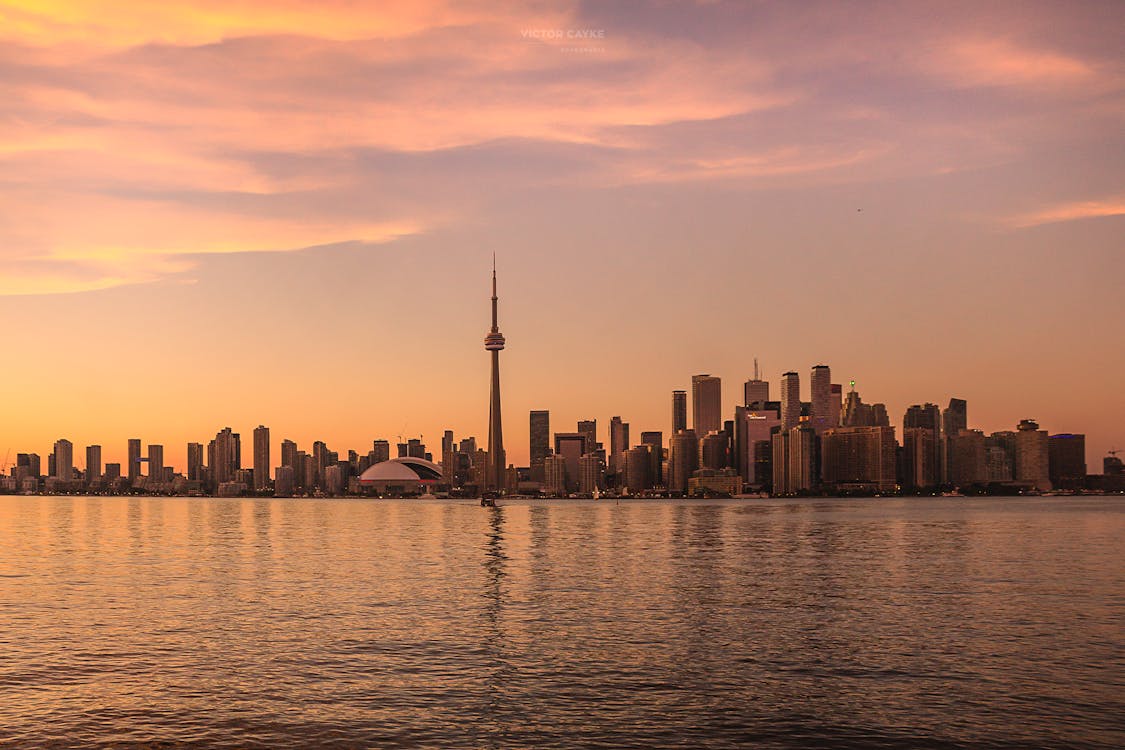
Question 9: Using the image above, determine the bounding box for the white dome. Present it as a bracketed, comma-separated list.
[358, 457, 443, 484]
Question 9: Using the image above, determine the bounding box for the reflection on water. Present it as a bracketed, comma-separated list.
[0, 496, 1123, 749]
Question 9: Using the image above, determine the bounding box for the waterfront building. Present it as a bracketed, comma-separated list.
[623, 445, 651, 493]
[253, 425, 270, 491]
[186, 442, 204, 482]
[85, 445, 102, 483]
[692, 374, 722, 437]
[700, 430, 728, 471]
[1048, 434, 1086, 488]
[820, 426, 897, 492]
[554, 433, 589, 493]
[127, 438, 142, 482]
[1015, 419, 1051, 491]
[941, 398, 968, 482]
[213, 428, 240, 487]
[147, 444, 164, 482]
[544, 455, 568, 496]
[529, 410, 550, 483]
[53, 439, 74, 481]
[902, 427, 938, 489]
[441, 430, 455, 485]
[578, 454, 602, 494]
[771, 425, 816, 494]
[904, 404, 942, 484]
[950, 429, 988, 487]
[688, 468, 741, 496]
[668, 429, 699, 493]
[274, 465, 295, 497]
[640, 431, 663, 487]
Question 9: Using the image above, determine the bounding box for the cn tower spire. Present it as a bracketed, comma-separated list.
[484, 256, 506, 493]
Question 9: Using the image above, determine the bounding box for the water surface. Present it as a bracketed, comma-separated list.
[0, 496, 1122, 748]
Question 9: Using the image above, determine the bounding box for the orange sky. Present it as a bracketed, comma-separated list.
[0, 0, 1122, 472]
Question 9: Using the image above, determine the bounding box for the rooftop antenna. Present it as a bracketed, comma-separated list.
[753, 358, 759, 380]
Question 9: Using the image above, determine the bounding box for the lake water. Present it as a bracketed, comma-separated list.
[0, 496, 1122, 748]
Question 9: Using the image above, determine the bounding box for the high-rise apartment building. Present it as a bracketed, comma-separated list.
[668, 429, 699, 493]
[544, 455, 568, 496]
[147, 445, 164, 482]
[672, 390, 687, 434]
[85, 445, 102, 483]
[53, 439, 74, 481]
[1015, 419, 1051, 491]
[949, 429, 988, 487]
[214, 427, 240, 486]
[904, 404, 942, 484]
[623, 446, 652, 493]
[187, 442, 205, 482]
[902, 427, 938, 489]
[692, 374, 722, 437]
[941, 398, 968, 483]
[127, 438, 142, 482]
[810, 365, 832, 434]
[253, 425, 270, 491]
[529, 410, 550, 484]
[441, 430, 456, 485]
[780, 371, 801, 431]
[771, 425, 815, 494]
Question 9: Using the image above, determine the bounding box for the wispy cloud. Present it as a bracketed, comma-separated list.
[1007, 197, 1125, 228]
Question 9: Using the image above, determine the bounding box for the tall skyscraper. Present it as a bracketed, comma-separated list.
[484, 258, 506, 492]
[692, 374, 722, 437]
[672, 390, 687, 434]
[147, 444, 164, 482]
[668, 429, 699, 493]
[1015, 419, 1051, 491]
[280, 440, 298, 476]
[810, 365, 832, 434]
[529, 410, 550, 484]
[53, 439, 74, 481]
[214, 427, 239, 486]
[441, 430, 456, 485]
[609, 416, 629, 477]
[904, 404, 942, 484]
[780, 371, 801, 431]
[85, 445, 102, 482]
[941, 398, 968, 482]
[187, 442, 205, 482]
[577, 419, 598, 451]
[253, 425, 270, 491]
[829, 384, 842, 430]
[744, 359, 769, 406]
[640, 431, 663, 488]
[127, 438, 141, 482]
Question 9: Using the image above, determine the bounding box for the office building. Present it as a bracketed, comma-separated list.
[640, 431, 663, 488]
[529, 410, 550, 483]
[672, 390, 687, 434]
[53, 439, 74, 481]
[780, 371, 801, 431]
[577, 419, 598, 453]
[902, 427, 938, 489]
[1048, 434, 1086, 488]
[820, 426, 897, 492]
[554, 433, 589, 493]
[772, 425, 815, 494]
[810, 365, 832, 434]
[609, 416, 629, 477]
[904, 404, 942, 484]
[692, 374, 722, 437]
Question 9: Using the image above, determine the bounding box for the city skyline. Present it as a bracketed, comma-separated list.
[0, 2, 1121, 471]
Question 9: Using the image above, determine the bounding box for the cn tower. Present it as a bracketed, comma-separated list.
[484, 256, 506, 492]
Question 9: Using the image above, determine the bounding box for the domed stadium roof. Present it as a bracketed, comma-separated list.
[358, 457, 443, 484]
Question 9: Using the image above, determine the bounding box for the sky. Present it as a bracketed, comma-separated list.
[1, 0, 1122, 472]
